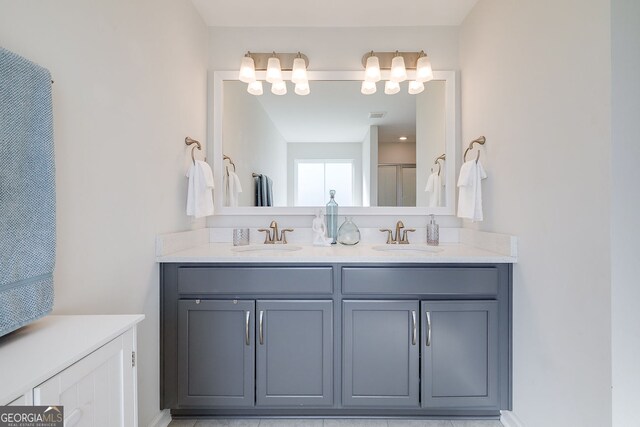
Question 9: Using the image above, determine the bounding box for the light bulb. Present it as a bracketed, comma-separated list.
[271, 80, 287, 96]
[390, 55, 407, 83]
[266, 56, 282, 84]
[416, 54, 434, 83]
[361, 80, 377, 95]
[384, 80, 400, 95]
[408, 80, 425, 95]
[295, 81, 310, 96]
[238, 55, 256, 83]
[247, 80, 263, 96]
[292, 57, 308, 84]
[364, 55, 381, 83]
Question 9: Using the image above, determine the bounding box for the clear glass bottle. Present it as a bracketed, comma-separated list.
[326, 190, 338, 244]
[338, 217, 361, 245]
[426, 214, 439, 246]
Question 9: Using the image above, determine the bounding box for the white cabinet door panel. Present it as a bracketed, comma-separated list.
[34, 329, 136, 427]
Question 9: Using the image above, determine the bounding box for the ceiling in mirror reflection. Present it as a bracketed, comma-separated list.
[245, 80, 416, 144]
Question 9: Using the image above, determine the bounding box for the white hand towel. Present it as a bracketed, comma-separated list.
[186, 160, 214, 218]
[224, 167, 243, 207]
[425, 172, 442, 208]
[457, 159, 487, 222]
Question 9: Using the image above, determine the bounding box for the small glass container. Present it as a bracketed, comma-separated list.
[233, 228, 250, 246]
[426, 214, 439, 246]
[337, 217, 361, 245]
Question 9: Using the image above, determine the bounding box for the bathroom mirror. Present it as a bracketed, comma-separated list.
[210, 70, 457, 215]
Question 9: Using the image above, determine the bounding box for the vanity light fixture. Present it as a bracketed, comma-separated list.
[238, 53, 256, 83]
[295, 81, 310, 96]
[292, 53, 310, 96]
[416, 51, 434, 83]
[399, 136, 408, 141]
[271, 80, 287, 96]
[291, 54, 308, 84]
[360, 50, 433, 95]
[364, 52, 381, 83]
[384, 80, 400, 95]
[408, 80, 425, 95]
[247, 80, 263, 96]
[266, 54, 283, 84]
[390, 52, 407, 83]
[361, 80, 377, 95]
[238, 51, 310, 96]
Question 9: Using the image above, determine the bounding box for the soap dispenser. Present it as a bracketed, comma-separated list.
[427, 214, 439, 246]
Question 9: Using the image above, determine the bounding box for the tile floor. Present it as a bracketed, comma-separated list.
[168, 419, 503, 427]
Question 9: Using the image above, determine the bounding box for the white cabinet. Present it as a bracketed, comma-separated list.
[34, 329, 137, 427]
[0, 315, 143, 427]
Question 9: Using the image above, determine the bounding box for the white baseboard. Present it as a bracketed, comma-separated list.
[147, 409, 171, 427]
[501, 410, 525, 427]
[148, 409, 518, 427]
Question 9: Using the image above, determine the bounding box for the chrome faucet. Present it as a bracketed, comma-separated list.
[380, 220, 416, 244]
[258, 221, 294, 244]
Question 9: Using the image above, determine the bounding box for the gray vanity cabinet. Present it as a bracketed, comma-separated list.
[421, 301, 499, 408]
[161, 262, 512, 418]
[342, 300, 420, 407]
[177, 299, 255, 407]
[256, 300, 333, 406]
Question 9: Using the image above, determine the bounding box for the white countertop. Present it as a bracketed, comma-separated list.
[0, 314, 144, 405]
[156, 242, 516, 264]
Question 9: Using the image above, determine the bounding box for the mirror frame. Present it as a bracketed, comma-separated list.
[210, 70, 458, 216]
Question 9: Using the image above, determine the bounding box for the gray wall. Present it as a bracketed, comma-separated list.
[459, 0, 612, 425]
[611, 0, 640, 424]
[0, 1, 208, 425]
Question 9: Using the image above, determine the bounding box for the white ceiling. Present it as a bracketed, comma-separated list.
[191, 0, 479, 27]
[248, 80, 416, 144]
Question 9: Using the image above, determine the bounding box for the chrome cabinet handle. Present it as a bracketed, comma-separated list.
[245, 311, 250, 346]
[411, 310, 417, 345]
[426, 311, 432, 346]
[259, 310, 264, 345]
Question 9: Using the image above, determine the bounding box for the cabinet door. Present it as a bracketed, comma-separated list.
[343, 300, 419, 407]
[421, 301, 499, 408]
[178, 300, 254, 407]
[34, 328, 137, 427]
[256, 300, 333, 406]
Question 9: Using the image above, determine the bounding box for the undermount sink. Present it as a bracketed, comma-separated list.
[372, 245, 444, 254]
[231, 245, 303, 253]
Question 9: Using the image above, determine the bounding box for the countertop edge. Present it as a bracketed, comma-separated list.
[156, 255, 517, 263]
[155, 243, 517, 264]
